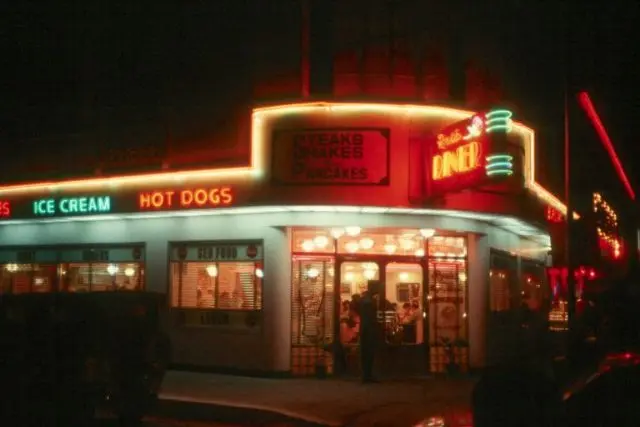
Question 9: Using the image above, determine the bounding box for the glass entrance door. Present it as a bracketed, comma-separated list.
[336, 260, 381, 377]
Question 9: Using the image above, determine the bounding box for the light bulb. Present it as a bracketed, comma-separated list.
[458, 272, 467, 282]
[359, 238, 374, 249]
[307, 268, 320, 278]
[313, 235, 329, 248]
[301, 240, 315, 252]
[206, 265, 218, 277]
[345, 241, 359, 253]
[255, 268, 264, 278]
[364, 269, 376, 280]
[107, 264, 119, 276]
[124, 267, 135, 277]
[345, 226, 361, 237]
[401, 239, 415, 250]
[384, 243, 397, 254]
[414, 248, 425, 257]
[399, 272, 409, 281]
[330, 228, 345, 239]
[419, 228, 436, 239]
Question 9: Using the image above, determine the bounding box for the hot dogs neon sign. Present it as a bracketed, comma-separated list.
[138, 187, 234, 211]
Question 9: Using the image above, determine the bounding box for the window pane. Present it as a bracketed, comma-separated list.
[171, 261, 262, 310]
[385, 263, 423, 345]
[32, 264, 55, 292]
[1, 264, 32, 294]
[292, 229, 335, 254]
[218, 262, 258, 309]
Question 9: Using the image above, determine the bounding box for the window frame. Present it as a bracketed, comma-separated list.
[167, 240, 264, 312]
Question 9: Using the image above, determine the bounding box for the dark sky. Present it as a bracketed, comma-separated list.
[1, 1, 638, 205]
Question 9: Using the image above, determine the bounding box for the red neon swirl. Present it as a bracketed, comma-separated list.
[577, 92, 636, 200]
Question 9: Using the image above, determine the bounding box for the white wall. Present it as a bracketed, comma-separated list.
[0, 209, 548, 373]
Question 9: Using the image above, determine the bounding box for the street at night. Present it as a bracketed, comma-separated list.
[2, 1, 640, 426]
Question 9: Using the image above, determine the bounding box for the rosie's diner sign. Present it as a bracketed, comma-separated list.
[271, 128, 390, 185]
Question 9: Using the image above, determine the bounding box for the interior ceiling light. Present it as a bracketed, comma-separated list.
[345, 226, 362, 237]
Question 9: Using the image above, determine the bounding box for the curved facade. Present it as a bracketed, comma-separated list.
[0, 102, 563, 376]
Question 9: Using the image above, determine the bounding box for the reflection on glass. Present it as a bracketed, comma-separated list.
[59, 262, 143, 292]
[385, 263, 423, 345]
[489, 269, 510, 312]
[339, 262, 379, 346]
[0, 264, 55, 294]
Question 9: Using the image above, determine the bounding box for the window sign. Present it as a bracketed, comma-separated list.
[271, 128, 390, 185]
[170, 243, 262, 262]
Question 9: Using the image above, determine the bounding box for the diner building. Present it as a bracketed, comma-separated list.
[0, 102, 568, 376]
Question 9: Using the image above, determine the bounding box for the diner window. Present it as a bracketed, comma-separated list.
[521, 260, 548, 311]
[59, 262, 143, 292]
[170, 242, 263, 310]
[489, 251, 517, 312]
[0, 263, 56, 294]
[0, 245, 146, 293]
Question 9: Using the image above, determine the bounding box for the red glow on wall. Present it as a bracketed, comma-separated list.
[577, 92, 636, 200]
[139, 187, 234, 211]
[0, 201, 10, 218]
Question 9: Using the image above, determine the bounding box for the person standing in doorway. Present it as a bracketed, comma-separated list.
[359, 281, 380, 383]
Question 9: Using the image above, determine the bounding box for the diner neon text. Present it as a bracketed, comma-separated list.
[0, 201, 10, 218]
[432, 141, 480, 181]
[138, 187, 234, 210]
[33, 196, 112, 216]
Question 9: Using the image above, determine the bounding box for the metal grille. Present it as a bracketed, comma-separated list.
[428, 260, 469, 373]
[290, 256, 335, 376]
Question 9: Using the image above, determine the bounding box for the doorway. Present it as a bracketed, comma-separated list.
[335, 258, 427, 377]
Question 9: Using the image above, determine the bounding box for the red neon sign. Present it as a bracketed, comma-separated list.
[578, 92, 635, 200]
[139, 187, 234, 210]
[0, 201, 11, 218]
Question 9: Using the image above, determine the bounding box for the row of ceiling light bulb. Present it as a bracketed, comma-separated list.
[300, 227, 437, 255]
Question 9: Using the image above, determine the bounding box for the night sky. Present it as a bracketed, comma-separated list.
[1, 1, 638, 209]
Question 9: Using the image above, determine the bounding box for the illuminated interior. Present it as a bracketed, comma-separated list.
[0, 101, 570, 220]
[290, 226, 469, 375]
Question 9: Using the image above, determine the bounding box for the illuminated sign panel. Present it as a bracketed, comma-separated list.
[138, 187, 234, 211]
[428, 109, 514, 196]
[33, 196, 112, 217]
[271, 128, 390, 185]
[0, 201, 10, 218]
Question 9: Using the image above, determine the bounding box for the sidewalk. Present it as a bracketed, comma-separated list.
[155, 371, 477, 426]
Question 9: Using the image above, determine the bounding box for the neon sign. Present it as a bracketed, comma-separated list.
[432, 141, 480, 180]
[138, 187, 233, 210]
[593, 192, 622, 259]
[33, 196, 111, 216]
[0, 201, 10, 218]
[429, 108, 514, 196]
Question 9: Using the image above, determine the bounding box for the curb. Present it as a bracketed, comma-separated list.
[152, 396, 335, 426]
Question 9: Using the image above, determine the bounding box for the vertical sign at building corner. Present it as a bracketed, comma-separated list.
[271, 128, 390, 185]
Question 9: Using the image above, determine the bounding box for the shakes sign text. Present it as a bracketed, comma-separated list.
[271, 128, 390, 185]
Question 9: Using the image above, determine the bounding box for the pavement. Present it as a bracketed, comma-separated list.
[154, 371, 477, 426]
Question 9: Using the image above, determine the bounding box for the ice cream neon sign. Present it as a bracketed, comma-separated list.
[33, 196, 112, 216]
